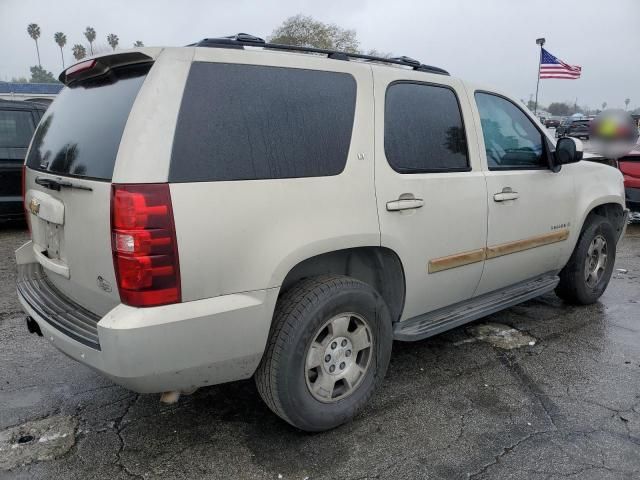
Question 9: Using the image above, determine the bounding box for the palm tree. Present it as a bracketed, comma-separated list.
[72, 44, 87, 61]
[625, 98, 630, 111]
[54, 32, 67, 69]
[84, 27, 96, 55]
[27, 23, 41, 67]
[601, 102, 607, 111]
[133, 40, 144, 47]
[107, 33, 119, 51]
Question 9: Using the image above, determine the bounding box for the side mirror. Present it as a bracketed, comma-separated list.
[554, 137, 583, 170]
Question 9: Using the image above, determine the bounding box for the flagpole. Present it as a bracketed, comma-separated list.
[534, 38, 545, 115]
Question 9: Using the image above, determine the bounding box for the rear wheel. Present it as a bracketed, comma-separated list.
[556, 217, 617, 304]
[255, 275, 392, 431]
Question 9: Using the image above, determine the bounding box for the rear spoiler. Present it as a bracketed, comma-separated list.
[59, 52, 153, 86]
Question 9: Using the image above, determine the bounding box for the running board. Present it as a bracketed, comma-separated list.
[393, 273, 559, 341]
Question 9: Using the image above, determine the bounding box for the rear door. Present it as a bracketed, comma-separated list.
[373, 69, 488, 321]
[24, 60, 153, 316]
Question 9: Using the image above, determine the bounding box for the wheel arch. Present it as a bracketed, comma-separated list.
[278, 247, 406, 324]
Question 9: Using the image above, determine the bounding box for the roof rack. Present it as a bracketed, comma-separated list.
[190, 33, 449, 76]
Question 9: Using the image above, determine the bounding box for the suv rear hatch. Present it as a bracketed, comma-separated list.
[24, 55, 152, 316]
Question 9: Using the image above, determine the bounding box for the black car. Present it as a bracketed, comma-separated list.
[0, 99, 45, 220]
[555, 118, 591, 139]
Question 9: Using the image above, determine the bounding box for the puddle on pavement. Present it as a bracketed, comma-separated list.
[0, 415, 77, 470]
[467, 323, 537, 350]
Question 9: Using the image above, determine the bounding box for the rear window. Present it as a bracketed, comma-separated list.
[0, 109, 35, 148]
[26, 64, 149, 180]
[169, 62, 357, 182]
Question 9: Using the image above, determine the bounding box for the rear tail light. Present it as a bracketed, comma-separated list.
[111, 184, 181, 307]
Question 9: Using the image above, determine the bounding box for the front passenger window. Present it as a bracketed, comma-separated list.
[475, 92, 545, 170]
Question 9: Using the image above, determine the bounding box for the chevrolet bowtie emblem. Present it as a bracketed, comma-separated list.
[29, 198, 40, 215]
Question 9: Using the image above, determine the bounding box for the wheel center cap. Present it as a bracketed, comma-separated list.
[323, 336, 354, 375]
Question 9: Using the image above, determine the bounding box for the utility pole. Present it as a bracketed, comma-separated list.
[534, 37, 545, 115]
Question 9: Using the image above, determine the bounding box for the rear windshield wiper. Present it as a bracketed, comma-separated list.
[35, 176, 93, 192]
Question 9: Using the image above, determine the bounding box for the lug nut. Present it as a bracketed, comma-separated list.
[345, 350, 352, 357]
[340, 362, 346, 369]
[325, 354, 331, 362]
[341, 339, 347, 347]
[331, 342, 337, 349]
[329, 365, 336, 373]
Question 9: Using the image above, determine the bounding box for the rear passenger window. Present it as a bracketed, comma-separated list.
[384, 82, 469, 173]
[169, 63, 357, 182]
[0, 110, 34, 148]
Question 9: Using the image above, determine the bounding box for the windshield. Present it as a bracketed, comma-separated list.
[26, 64, 149, 180]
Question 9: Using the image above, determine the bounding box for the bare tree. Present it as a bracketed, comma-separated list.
[54, 32, 67, 69]
[269, 14, 359, 53]
[625, 98, 630, 111]
[602, 101, 607, 110]
[27, 23, 42, 67]
[133, 40, 144, 47]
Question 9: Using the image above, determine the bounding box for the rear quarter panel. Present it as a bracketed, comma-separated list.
[169, 49, 379, 302]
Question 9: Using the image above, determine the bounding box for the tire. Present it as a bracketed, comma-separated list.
[255, 275, 392, 431]
[555, 216, 617, 305]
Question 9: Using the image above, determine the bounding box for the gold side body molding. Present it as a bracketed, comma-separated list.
[428, 229, 570, 274]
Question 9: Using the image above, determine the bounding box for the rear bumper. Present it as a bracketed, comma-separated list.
[16, 253, 277, 393]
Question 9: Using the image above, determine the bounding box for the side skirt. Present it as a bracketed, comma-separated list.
[393, 273, 559, 341]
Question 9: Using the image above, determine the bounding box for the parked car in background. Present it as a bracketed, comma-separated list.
[556, 118, 591, 140]
[618, 149, 640, 220]
[0, 99, 45, 221]
[16, 37, 628, 432]
[544, 117, 560, 128]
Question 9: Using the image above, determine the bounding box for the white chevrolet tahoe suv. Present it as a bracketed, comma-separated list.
[17, 35, 628, 432]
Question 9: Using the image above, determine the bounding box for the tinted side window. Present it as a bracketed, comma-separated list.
[384, 82, 469, 173]
[475, 93, 545, 170]
[170, 63, 357, 182]
[0, 110, 35, 148]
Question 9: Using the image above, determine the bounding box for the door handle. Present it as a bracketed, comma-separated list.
[493, 187, 519, 202]
[386, 198, 425, 211]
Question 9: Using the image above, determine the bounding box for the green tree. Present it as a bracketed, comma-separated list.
[624, 98, 630, 111]
[27, 23, 42, 67]
[107, 33, 119, 51]
[133, 40, 144, 47]
[84, 26, 96, 55]
[29, 65, 58, 83]
[11, 77, 29, 83]
[547, 102, 571, 116]
[72, 44, 87, 61]
[602, 101, 607, 110]
[54, 32, 67, 69]
[269, 14, 359, 53]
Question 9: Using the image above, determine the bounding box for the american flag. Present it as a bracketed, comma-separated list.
[539, 48, 581, 79]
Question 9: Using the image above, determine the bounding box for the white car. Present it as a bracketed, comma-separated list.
[17, 34, 628, 431]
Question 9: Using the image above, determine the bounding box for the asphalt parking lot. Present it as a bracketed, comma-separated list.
[1, 223, 639, 480]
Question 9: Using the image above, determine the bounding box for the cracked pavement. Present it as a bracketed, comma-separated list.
[1, 223, 639, 479]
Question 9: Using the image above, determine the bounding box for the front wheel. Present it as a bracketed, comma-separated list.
[556, 217, 617, 304]
[255, 275, 392, 431]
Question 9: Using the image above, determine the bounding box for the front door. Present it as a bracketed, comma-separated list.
[374, 71, 488, 321]
[471, 91, 575, 296]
